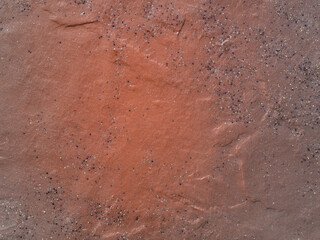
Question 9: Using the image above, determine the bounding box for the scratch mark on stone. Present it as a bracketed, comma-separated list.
[177, 19, 186, 36]
[195, 175, 215, 181]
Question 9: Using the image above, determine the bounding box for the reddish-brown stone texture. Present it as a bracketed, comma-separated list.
[1, 0, 320, 239]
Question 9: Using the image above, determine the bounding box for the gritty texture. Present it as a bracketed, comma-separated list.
[0, 0, 319, 239]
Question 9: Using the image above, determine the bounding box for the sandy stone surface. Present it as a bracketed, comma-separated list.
[0, 0, 319, 239]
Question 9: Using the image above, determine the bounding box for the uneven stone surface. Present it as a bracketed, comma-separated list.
[0, 0, 319, 239]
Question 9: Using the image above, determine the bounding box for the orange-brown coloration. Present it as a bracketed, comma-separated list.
[1, 0, 320, 239]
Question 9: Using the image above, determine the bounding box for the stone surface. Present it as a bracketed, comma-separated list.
[0, 0, 319, 239]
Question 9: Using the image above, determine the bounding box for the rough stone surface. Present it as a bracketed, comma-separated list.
[0, 0, 319, 239]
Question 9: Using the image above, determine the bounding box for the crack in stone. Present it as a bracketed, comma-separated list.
[51, 19, 99, 28]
